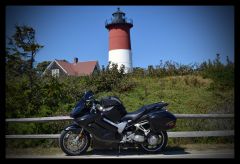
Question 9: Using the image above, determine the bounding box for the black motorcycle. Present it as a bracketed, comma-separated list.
[59, 91, 177, 155]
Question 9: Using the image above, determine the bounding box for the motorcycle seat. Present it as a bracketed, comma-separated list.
[121, 106, 146, 122]
[121, 102, 168, 122]
[145, 102, 168, 111]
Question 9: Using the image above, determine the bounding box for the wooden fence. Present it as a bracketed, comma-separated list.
[5, 114, 234, 139]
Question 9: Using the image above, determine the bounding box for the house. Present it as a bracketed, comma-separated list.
[43, 58, 100, 77]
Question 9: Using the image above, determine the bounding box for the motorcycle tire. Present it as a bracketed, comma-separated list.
[59, 129, 90, 156]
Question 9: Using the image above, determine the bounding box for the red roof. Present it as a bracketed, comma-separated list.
[55, 60, 98, 76]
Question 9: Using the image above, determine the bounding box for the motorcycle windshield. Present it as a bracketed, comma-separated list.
[83, 91, 93, 101]
[70, 99, 86, 118]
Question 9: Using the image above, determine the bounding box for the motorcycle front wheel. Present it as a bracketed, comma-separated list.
[140, 131, 168, 153]
[59, 129, 90, 156]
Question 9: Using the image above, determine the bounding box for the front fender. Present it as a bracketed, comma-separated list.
[64, 123, 82, 133]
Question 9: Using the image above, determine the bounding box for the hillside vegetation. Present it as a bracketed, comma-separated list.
[6, 54, 234, 148]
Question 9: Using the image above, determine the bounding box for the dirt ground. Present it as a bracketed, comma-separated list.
[6, 143, 234, 156]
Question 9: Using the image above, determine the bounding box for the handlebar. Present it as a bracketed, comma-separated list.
[89, 99, 104, 113]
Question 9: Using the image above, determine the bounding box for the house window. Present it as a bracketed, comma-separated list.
[52, 69, 59, 77]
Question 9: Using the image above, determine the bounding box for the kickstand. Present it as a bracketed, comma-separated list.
[118, 144, 121, 156]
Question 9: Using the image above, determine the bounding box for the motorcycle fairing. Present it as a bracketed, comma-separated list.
[75, 113, 122, 143]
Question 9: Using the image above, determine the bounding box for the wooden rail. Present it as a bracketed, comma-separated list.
[5, 114, 234, 139]
[5, 114, 234, 123]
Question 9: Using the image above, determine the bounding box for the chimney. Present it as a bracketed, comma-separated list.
[74, 57, 78, 63]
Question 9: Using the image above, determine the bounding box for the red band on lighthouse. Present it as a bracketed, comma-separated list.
[108, 25, 131, 50]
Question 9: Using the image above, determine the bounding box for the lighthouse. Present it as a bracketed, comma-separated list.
[105, 8, 133, 73]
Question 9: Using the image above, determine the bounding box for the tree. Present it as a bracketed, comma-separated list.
[36, 61, 51, 75]
[226, 56, 233, 66]
[13, 26, 43, 69]
[6, 48, 28, 77]
[7, 25, 44, 86]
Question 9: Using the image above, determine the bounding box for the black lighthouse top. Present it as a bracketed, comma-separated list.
[105, 8, 133, 28]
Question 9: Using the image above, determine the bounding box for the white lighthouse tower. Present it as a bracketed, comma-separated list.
[105, 8, 133, 73]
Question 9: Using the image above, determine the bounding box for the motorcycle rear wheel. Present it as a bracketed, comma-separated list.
[140, 131, 168, 153]
[59, 129, 90, 156]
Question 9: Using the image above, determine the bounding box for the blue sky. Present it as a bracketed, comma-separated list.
[6, 6, 234, 68]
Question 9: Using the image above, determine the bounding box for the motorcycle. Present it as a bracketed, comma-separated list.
[59, 91, 177, 155]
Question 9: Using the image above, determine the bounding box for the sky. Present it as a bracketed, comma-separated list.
[5, 6, 234, 68]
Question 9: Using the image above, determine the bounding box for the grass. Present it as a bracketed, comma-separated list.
[95, 75, 234, 114]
